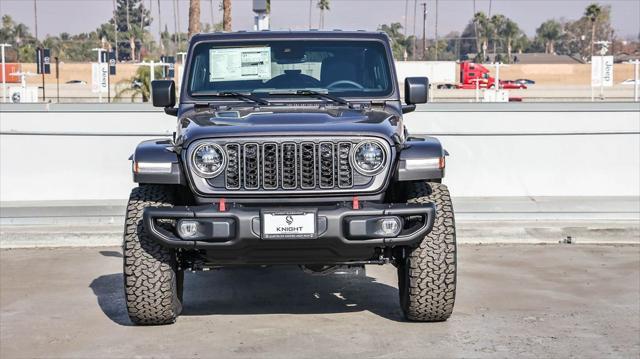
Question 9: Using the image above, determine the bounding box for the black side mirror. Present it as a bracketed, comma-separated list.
[152, 80, 176, 108]
[404, 77, 429, 105]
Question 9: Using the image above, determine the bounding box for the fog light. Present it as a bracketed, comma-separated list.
[177, 220, 200, 239]
[375, 217, 402, 237]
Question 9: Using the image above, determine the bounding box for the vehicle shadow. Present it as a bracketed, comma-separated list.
[89, 266, 404, 326]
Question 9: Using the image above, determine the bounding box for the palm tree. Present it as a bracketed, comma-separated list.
[379, 22, 414, 59]
[188, 0, 201, 38]
[317, 0, 330, 29]
[500, 19, 521, 61]
[585, 3, 602, 59]
[223, 0, 231, 31]
[536, 20, 562, 54]
[473, 12, 489, 61]
[116, 66, 162, 102]
[490, 14, 505, 57]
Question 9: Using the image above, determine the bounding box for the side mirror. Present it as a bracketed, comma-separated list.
[151, 80, 176, 108]
[404, 77, 429, 105]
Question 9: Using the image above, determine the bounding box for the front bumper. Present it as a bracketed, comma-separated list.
[143, 202, 435, 264]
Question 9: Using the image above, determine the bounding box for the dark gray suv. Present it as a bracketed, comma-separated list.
[125, 31, 456, 325]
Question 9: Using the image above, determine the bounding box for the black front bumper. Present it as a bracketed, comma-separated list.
[143, 202, 435, 264]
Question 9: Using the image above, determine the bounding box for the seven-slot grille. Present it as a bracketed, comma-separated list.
[223, 141, 355, 191]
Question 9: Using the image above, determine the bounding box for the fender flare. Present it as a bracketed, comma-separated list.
[395, 136, 447, 181]
[131, 139, 185, 185]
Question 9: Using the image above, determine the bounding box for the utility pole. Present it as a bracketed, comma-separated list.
[113, 0, 119, 61]
[421, 2, 427, 60]
[404, 0, 409, 35]
[473, 0, 480, 60]
[33, 0, 39, 43]
[434, 0, 439, 61]
[1, 43, 10, 103]
[308, 0, 313, 29]
[172, 0, 179, 51]
[412, 0, 417, 60]
[176, 0, 183, 44]
[157, 0, 163, 51]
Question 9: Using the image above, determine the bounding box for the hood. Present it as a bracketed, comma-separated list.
[175, 105, 404, 147]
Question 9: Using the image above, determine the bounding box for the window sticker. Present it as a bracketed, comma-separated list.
[209, 47, 272, 82]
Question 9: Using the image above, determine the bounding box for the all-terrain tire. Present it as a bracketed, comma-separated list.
[123, 184, 183, 325]
[398, 181, 456, 321]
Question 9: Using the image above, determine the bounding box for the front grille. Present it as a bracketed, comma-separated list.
[223, 141, 354, 191]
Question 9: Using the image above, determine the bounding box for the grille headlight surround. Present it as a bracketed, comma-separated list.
[351, 140, 387, 176]
[191, 142, 227, 178]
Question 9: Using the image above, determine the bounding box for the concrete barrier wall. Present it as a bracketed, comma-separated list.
[1, 103, 638, 202]
[15, 62, 636, 86]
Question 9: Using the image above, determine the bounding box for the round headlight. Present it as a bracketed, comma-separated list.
[352, 141, 386, 175]
[191, 143, 226, 177]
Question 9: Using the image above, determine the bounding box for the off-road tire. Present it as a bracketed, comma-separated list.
[123, 184, 183, 325]
[398, 181, 456, 321]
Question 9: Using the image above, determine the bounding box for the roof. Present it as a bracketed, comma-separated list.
[190, 30, 390, 42]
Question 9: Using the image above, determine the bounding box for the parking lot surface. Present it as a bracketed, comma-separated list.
[1, 244, 638, 358]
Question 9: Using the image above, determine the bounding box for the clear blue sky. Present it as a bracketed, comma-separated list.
[1, 0, 639, 40]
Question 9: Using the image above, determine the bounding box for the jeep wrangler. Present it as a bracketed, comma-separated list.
[124, 31, 456, 325]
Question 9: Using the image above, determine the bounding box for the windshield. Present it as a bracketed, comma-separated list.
[187, 40, 393, 99]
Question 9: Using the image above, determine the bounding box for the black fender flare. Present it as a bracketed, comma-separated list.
[395, 136, 447, 181]
[130, 139, 185, 185]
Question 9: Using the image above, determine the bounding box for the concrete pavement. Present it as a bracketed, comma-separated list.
[1, 244, 638, 358]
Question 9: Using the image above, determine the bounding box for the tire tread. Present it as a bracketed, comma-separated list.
[400, 181, 457, 322]
[123, 185, 182, 325]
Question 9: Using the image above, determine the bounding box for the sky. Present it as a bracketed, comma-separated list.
[1, 0, 639, 41]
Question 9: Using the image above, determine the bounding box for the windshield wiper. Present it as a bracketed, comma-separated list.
[265, 89, 351, 107]
[192, 91, 270, 106]
[296, 90, 351, 106]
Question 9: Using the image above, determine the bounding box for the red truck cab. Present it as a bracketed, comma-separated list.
[457, 62, 526, 89]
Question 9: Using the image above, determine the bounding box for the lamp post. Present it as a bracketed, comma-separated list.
[1, 43, 10, 103]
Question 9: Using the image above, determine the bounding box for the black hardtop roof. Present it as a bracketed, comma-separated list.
[190, 30, 390, 42]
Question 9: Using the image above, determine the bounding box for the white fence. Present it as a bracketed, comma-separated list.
[1, 103, 638, 202]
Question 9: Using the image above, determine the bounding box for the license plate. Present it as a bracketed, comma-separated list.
[261, 210, 316, 239]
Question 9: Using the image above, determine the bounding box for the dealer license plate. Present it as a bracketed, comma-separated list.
[261, 211, 317, 239]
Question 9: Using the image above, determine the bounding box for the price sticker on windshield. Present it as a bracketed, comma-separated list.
[209, 47, 272, 82]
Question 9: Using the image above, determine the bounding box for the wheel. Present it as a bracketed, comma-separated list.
[397, 181, 457, 321]
[123, 184, 183, 325]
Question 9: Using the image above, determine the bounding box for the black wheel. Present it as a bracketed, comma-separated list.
[123, 184, 183, 325]
[397, 181, 457, 322]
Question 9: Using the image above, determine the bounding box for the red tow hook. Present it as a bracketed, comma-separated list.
[218, 198, 227, 212]
[352, 196, 360, 210]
